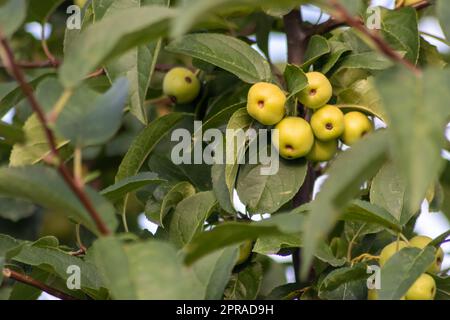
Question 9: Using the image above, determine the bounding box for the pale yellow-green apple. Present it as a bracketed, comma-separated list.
[405, 273, 436, 300]
[246, 82, 286, 125]
[163, 67, 201, 104]
[306, 139, 338, 162]
[273, 117, 314, 159]
[297, 72, 332, 109]
[368, 289, 405, 300]
[236, 241, 253, 265]
[75, 0, 88, 7]
[379, 240, 408, 267]
[409, 236, 444, 274]
[341, 111, 373, 146]
[310, 105, 345, 141]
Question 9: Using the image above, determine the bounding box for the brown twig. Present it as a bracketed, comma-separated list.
[328, 0, 422, 76]
[0, 31, 111, 236]
[2, 268, 78, 300]
[0, 60, 60, 69]
[283, 9, 308, 65]
[312, 0, 430, 37]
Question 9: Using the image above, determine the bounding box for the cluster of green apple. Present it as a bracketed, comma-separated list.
[246, 72, 374, 162]
[369, 236, 444, 300]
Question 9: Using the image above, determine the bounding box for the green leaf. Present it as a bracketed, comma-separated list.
[302, 35, 330, 69]
[336, 52, 394, 72]
[59, 6, 176, 88]
[9, 115, 70, 167]
[375, 67, 450, 215]
[212, 164, 235, 214]
[185, 211, 306, 264]
[0, 166, 117, 236]
[0, 73, 52, 118]
[26, 0, 64, 23]
[236, 158, 307, 214]
[0, 121, 24, 145]
[0, 0, 27, 37]
[96, 0, 169, 124]
[370, 161, 414, 224]
[315, 241, 346, 267]
[336, 78, 387, 122]
[146, 181, 196, 226]
[284, 64, 308, 99]
[301, 130, 388, 279]
[12, 243, 104, 292]
[94, 238, 201, 299]
[319, 263, 367, 293]
[0, 196, 35, 222]
[101, 172, 164, 202]
[321, 41, 351, 75]
[437, 0, 450, 42]
[92, 237, 237, 299]
[342, 200, 402, 232]
[253, 234, 302, 255]
[379, 247, 436, 300]
[224, 108, 256, 207]
[115, 113, 188, 182]
[166, 33, 272, 84]
[168, 191, 217, 248]
[9, 268, 49, 300]
[224, 262, 263, 300]
[191, 246, 239, 300]
[56, 78, 128, 147]
[10, 78, 70, 167]
[381, 7, 419, 64]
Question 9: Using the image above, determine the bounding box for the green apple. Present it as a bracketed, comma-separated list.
[163, 67, 201, 104]
[367, 289, 378, 300]
[297, 72, 333, 109]
[306, 139, 338, 162]
[75, 0, 88, 7]
[310, 105, 345, 141]
[247, 82, 286, 125]
[379, 240, 408, 267]
[341, 111, 374, 146]
[405, 273, 436, 300]
[273, 117, 314, 159]
[236, 241, 253, 265]
[410, 236, 444, 274]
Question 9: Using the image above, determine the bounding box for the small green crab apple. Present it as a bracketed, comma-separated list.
[297, 72, 333, 109]
[163, 67, 201, 104]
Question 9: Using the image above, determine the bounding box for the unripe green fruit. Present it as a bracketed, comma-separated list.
[163, 67, 201, 104]
[409, 236, 444, 274]
[246, 82, 286, 125]
[306, 139, 338, 162]
[75, 0, 88, 7]
[273, 117, 314, 159]
[236, 241, 253, 265]
[405, 273, 436, 300]
[368, 289, 405, 300]
[341, 111, 373, 146]
[379, 240, 408, 267]
[297, 72, 333, 109]
[310, 105, 345, 141]
[368, 289, 378, 300]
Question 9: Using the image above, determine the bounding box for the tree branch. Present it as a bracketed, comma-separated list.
[2, 268, 78, 300]
[0, 31, 111, 236]
[312, 0, 430, 36]
[283, 9, 308, 65]
[328, 0, 422, 76]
